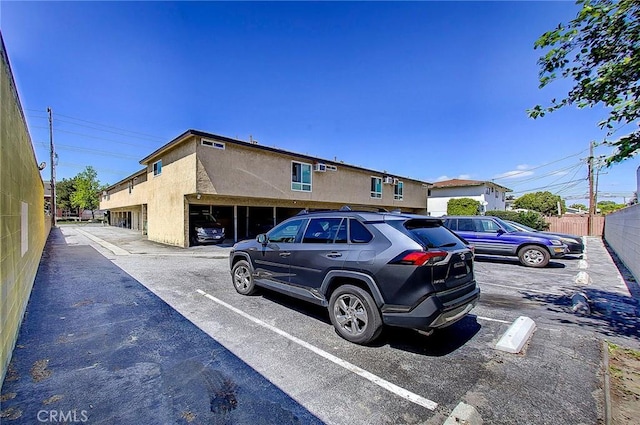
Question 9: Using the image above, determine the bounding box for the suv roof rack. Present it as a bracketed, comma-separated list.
[296, 206, 393, 216]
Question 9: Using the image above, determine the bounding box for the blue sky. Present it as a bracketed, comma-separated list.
[2, 1, 638, 205]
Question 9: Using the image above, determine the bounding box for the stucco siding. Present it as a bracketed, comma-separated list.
[145, 140, 197, 247]
[195, 137, 426, 210]
[428, 185, 506, 216]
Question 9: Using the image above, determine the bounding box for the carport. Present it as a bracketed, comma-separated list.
[188, 203, 302, 245]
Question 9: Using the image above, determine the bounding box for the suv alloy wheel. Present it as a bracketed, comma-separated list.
[329, 285, 383, 344]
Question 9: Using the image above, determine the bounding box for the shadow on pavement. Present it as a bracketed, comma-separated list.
[0, 228, 323, 424]
[474, 255, 566, 269]
[259, 286, 481, 357]
[521, 289, 640, 340]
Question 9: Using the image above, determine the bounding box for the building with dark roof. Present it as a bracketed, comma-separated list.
[100, 130, 431, 247]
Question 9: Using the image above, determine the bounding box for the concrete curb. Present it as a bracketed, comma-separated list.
[571, 292, 591, 316]
[75, 228, 131, 256]
[575, 271, 592, 285]
[443, 402, 483, 425]
[495, 316, 536, 354]
[603, 341, 612, 425]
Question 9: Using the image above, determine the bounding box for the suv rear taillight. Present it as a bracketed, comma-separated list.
[390, 250, 448, 266]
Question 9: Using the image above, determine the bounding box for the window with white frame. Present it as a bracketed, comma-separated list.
[201, 139, 225, 149]
[153, 160, 162, 176]
[394, 181, 404, 200]
[371, 177, 382, 198]
[291, 161, 312, 191]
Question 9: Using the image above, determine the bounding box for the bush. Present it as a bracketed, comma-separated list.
[447, 198, 481, 215]
[486, 210, 549, 231]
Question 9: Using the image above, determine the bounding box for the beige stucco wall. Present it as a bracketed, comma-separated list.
[195, 136, 427, 211]
[0, 38, 49, 382]
[145, 140, 196, 246]
[101, 140, 197, 247]
[101, 133, 430, 247]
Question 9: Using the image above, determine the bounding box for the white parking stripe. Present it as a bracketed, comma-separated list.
[196, 289, 438, 411]
[476, 316, 511, 324]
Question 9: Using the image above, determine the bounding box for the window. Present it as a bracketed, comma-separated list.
[349, 219, 373, 243]
[370, 177, 382, 198]
[394, 181, 404, 200]
[335, 220, 347, 243]
[502, 192, 505, 201]
[267, 218, 307, 243]
[292, 161, 312, 191]
[444, 218, 457, 231]
[153, 160, 162, 176]
[326, 165, 338, 171]
[478, 218, 501, 233]
[128, 180, 133, 194]
[400, 219, 466, 250]
[457, 219, 475, 232]
[303, 218, 343, 243]
[202, 139, 225, 149]
[485, 187, 491, 195]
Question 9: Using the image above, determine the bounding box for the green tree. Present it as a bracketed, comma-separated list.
[597, 200, 626, 214]
[486, 210, 550, 230]
[56, 178, 79, 217]
[513, 191, 566, 216]
[529, 0, 640, 165]
[569, 203, 588, 211]
[70, 166, 103, 219]
[447, 198, 481, 215]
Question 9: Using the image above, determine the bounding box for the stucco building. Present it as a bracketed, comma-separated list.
[100, 130, 432, 247]
[427, 179, 511, 217]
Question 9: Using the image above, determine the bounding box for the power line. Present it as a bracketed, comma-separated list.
[57, 161, 136, 176]
[30, 126, 158, 149]
[28, 115, 163, 144]
[505, 161, 585, 187]
[509, 178, 587, 194]
[492, 148, 590, 181]
[26, 109, 166, 142]
[35, 141, 140, 160]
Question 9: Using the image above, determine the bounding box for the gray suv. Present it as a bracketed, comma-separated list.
[229, 208, 480, 344]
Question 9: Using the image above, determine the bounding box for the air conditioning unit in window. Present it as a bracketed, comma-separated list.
[393, 178, 399, 185]
[313, 163, 327, 172]
[383, 176, 394, 184]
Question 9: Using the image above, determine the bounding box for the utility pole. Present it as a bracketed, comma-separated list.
[48, 107, 56, 228]
[587, 141, 595, 236]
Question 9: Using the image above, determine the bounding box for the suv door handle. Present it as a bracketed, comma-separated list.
[279, 252, 291, 258]
[327, 252, 342, 258]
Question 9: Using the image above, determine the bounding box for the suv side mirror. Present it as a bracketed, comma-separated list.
[496, 228, 505, 235]
[256, 234, 268, 245]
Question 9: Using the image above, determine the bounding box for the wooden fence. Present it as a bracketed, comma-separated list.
[544, 215, 605, 236]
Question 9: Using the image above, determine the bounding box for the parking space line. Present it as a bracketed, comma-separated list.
[475, 316, 511, 324]
[478, 281, 566, 296]
[196, 289, 438, 411]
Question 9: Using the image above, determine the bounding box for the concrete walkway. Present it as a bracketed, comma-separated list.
[0, 227, 322, 424]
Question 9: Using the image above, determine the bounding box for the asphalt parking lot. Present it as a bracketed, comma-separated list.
[4, 224, 639, 424]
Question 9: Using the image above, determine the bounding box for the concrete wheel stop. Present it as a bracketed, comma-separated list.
[571, 292, 591, 316]
[495, 316, 536, 354]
